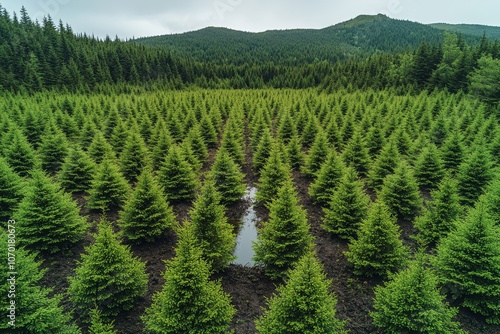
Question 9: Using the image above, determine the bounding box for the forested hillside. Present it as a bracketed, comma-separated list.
[431, 22, 500, 40]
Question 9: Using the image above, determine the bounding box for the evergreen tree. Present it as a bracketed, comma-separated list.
[87, 158, 131, 212]
[345, 201, 409, 277]
[142, 222, 235, 333]
[372, 254, 463, 334]
[434, 203, 500, 324]
[441, 130, 464, 173]
[482, 177, 500, 224]
[58, 146, 96, 193]
[368, 140, 400, 191]
[151, 124, 174, 170]
[414, 143, 445, 190]
[322, 167, 370, 240]
[308, 150, 345, 205]
[38, 124, 69, 175]
[3, 129, 38, 177]
[277, 111, 297, 144]
[414, 176, 462, 247]
[252, 127, 274, 173]
[341, 128, 371, 177]
[119, 168, 175, 243]
[0, 157, 24, 222]
[157, 145, 198, 202]
[255, 252, 346, 334]
[209, 148, 246, 204]
[457, 143, 495, 206]
[88, 308, 117, 334]
[379, 160, 422, 220]
[14, 170, 88, 253]
[286, 134, 305, 171]
[256, 144, 291, 207]
[190, 177, 236, 271]
[219, 120, 245, 165]
[68, 221, 148, 319]
[253, 178, 313, 279]
[119, 130, 151, 183]
[0, 231, 81, 334]
[180, 140, 203, 173]
[88, 131, 115, 164]
[199, 112, 218, 147]
[302, 130, 329, 178]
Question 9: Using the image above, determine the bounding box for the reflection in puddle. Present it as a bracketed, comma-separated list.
[232, 186, 259, 266]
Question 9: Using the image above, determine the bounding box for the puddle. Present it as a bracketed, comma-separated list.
[232, 186, 259, 266]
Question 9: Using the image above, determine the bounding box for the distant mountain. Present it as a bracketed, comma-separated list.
[133, 14, 458, 65]
[429, 23, 500, 40]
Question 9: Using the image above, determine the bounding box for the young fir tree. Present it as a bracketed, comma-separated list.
[190, 177, 236, 271]
[219, 120, 245, 165]
[256, 144, 291, 207]
[199, 112, 218, 147]
[14, 170, 88, 253]
[185, 124, 209, 163]
[434, 203, 500, 324]
[209, 148, 246, 204]
[157, 145, 198, 202]
[368, 140, 400, 191]
[0, 231, 81, 334]
[345, 201, 409, 278]
[414, 143, 445, 190]
[302, 129, 330, 178]
[253, 178, 313, 279]
[0, 157, 24, 222]
[180, 140, 203, 173]
[68, 221, 148, 320]
[483, 177, 500, 224]
[440, 130, 465, 173]
[87, 157, 131, 212]
[277, 111, 297, 144]
[379, 160, 422, 221]
[255, 252, 346, 334]
[88, 308, 117, 334]
[414, 176, 462, 247]
[119, 130, 151, 183]
[38, 124, 69, 175]
[286, 134, 305, 171]
[3, 129, 39, 177]
[119, 168, 176, 243]
[308, 150, 345, 205]
[372, 254, 463, 334]
[341, 128, 371, 177]
[88, 130, 115, 164]
[151, 124, 174, 170]
[457, 143, 495, 206]
[322, 167, 370, 240]
[252, 127, 274, 173]
[58, 146, 96, 193]
[142, 222, 235, 333]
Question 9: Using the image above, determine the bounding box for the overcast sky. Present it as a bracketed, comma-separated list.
[1, 0, 500, 39]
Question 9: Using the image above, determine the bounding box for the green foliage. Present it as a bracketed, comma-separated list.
[379, 160, 422, 220]
[119, 168, 175, 242]
[190, 177, 236, 271]
[256, 144, 291, 207]
[302, 130, 329, 177]
[210, 148, 246, 204]
[119, 130, 151, 183]
[345, 201, 409, 277]
[184, 124, 209, 162]
[0, 231, 81, 333]
[368, 139, 400, 190]
[255, 252, 346, 334]
[414, 143, 445, 190]
[14, 170, 87, 253]
[58, 146, 96, 193]
[341, 128, 371, 177]
[253, 127, 274, 173]
[482, 177, 500, 224]
[68, 221, 148, 319]
[322, 167, 370, 240]
[142, 222, 235, 333]
[0, 157, 24, 222]
[87, 158, 131, 211]
[3, 129, 39, 177]
[38, 124, 69, 175]
[219, 118, 245, 165]
[157, 145, 198, 202]
[372, 254, 463, 334]
[434, 203, 500, 324]
[440, 130, 465, 173]
[88, 131, 115, 164]
[88, 308, 117, 334]
[470, 56, 500, 105]
[253, 178, 313, 279]
[308, 150, 345, 205]
[286, 134, 305, 170]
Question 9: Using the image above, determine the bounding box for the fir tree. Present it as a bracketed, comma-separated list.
[322, 167, 370, 240]
[414, 143, 445, 190]
[483, 177, 500, 224]
[220, 120, 245, 165]
[372, 254, 463, 334]
[88, 308, 117, 334]
[87, 158, 131, 212]
[119, 130, 151, 183]
[253, 178, 313, 279]
[441, 130, 465, 173]
[157, 145, 198, 202]
[414, 176, 462, 247]
[58, 146, 96, 193]
[379, 160, 422, 220]
[308, 150, 345, 205]
[199, 112, 218, 147]
[368, 140, 400, 191]
[256, 144, 291, 207]
[185, 124, 209, 163]
[277, 111, 297, 144]
[286, 134, 305, 171]
[151, 124, 174, 170]
[68, 221, 148, 319]
[252, 127, 274, 173]
[209, 148, 246, 204]
[434, 203, 500, 324]
[142, 222, 235, 333]
[190, 177, 236, 271]
[3, 129, 38, 177]
[341, 128, 371, 177]
[88, 131, 115, 164]
[0, 157, 24, 222]
[345, 201, 409, 277]
[38, 124, 69, 175]
[255, 252, 346, 334]
[14, 170, 88, 253]
[302, 130, 329, 177]
[0, 231, 81, 334]
[119, 168, 175, 243]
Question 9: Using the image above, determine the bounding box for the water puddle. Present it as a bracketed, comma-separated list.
[232, 186, 259, 266]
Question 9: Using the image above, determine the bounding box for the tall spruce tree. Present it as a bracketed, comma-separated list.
[209, 148, 246, 204]
[434, 203, 500, 324]
[14, 170, 88, 253]
[255, 252, 346, 334]
[0, 157, 24, 222]
[68, 221, 148, 320]
[308, 150, 345, 205]
[119, 168, 176, 243]
[58, 146, 96, 193]
[345, 201, 409, 277]
[253, 178, 313, 279]
[322, 167, 370, 240]
[142, 222, 235, 333]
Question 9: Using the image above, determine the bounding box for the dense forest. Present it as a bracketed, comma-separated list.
[2, 3, 500, 334]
